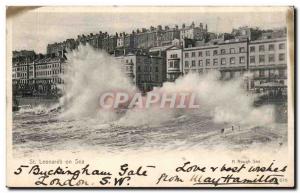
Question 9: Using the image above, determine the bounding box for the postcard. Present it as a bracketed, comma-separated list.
[6, 6, 295, 188]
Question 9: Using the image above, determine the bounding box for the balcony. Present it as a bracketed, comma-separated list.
[253, 74, 287, 80]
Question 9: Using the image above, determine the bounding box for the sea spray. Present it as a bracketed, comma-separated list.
[59, 46, 274, 128]
[59, 45, 135, 121]
[155, 71, 275, 126]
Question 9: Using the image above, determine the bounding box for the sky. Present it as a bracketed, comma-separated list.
[8, 6, 289, 53]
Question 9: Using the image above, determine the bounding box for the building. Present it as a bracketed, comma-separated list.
[116, 32, 125, 48]
[171, 32, 287, 95]
[133, 28, 158, 49]
[248, 37, 287, 92]
[45, 23, 209, 57]
[34, 55, 65, 85]
[75, 31, 118, 54]
[12, 23, 287, 98]
[12, 50, 65, 96]
[114, 33, 135, 56]
[149, 45, 177, 82]
[165, 46, 183, 81]
[217, 40, 248, 79]
[180, 22, 208, 42]
[47, 39, 77, 55]
[131, 25, 181, 50]
[116, 52, 165, 92]
[157, 25, 180, 46]
[12, 50, 36, 85]
[231, 26, 263, 41]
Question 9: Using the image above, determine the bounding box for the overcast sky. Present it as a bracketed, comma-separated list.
[8, 6, 289, 53]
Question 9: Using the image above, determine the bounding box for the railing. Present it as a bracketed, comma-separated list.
[13, 82, 60, 98]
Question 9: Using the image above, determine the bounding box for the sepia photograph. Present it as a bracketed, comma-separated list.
[6, 6, 295, 188]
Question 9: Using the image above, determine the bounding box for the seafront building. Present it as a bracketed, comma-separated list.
[12, 22, 287, 97]
[166, 27, 287, 94]
[248, 37, 287, 92]
[116, 52, 165, 92]
[12, 51, 65, 96]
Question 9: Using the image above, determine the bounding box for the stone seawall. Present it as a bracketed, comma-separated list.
[15, 96, 59, 107]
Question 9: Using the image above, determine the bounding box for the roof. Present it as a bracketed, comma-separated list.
[249, 37, 286, 44]
[149, 45, 176, 52]
[34, 56, 63, 64]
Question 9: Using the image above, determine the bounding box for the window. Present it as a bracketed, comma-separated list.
[174, 61, 179, 68]
[230, 57, 235, 64]
[191, 60, 196, 67]
[259, 70, 265, 77]
[269, 54, 275, 62]
[206, 59, 210, 66]
[269, 44, 275, 51]
[221, 49, 226, 54]
[221, 58, 226, 65]
[185, 53, 189, 58]
[279, 53, 285, 61]
[239, 47, 245, 53]
[169, 61, 173, 68]
[191, 52, 195, 57]
[137, 66, 141, 71]
[239, 56, 245, 64]
[155, 67, 159, 72]
[198, 60, 203, 66]
[213, 59, 218, 66]
[250, 46, 255, 52]
[250, 56, 255, 64]
[206, 51, 210, 56]
[198, 51, 202, 57]
[279, 43, 285, 50]
[230, 48, 235, 54]
[279, 69, 285, 77]
[185, 61, 189, 67]
[170, 54, 178, 58]
[213, 50, 218, 56]
[259, 45, 265, 52]
[259, 55, 265, 63]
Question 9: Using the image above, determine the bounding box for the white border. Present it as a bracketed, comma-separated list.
[1, 1, 298, 192]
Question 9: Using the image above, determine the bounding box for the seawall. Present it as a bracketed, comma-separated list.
[15, 96, 59, 107]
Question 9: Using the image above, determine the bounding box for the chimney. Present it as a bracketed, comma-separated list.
[157, 25, 162, 31]
[165, 25, 169, 30]
[175, 25, 178, 29]
[142, 28, 147, 32]
[191, 21, 195, 28]
[205, 24, 208, 31]
[200, 23, 203, 30]
[182, 23, 185, 29]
